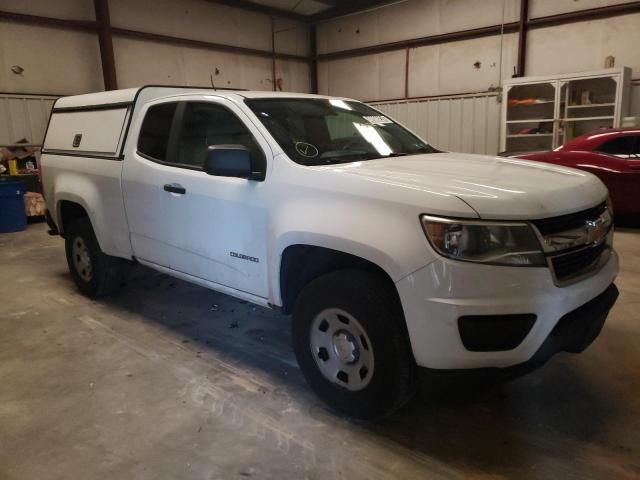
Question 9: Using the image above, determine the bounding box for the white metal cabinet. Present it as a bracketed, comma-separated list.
[501, 67, 631, 154]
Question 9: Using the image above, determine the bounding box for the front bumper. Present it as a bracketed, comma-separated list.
[396, 250, 619, 369]
[533, 282, 618, 356]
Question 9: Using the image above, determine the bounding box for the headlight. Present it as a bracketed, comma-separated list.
[420, 215, 545, 267]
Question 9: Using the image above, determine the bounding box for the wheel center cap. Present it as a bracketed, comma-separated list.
[332, 330, 359, 364]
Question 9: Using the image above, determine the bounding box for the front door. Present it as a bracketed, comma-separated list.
[122, 96, 271, 299]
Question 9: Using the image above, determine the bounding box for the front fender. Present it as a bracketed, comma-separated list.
[270, 231, 405, 306]
[267, 197, 439, 306]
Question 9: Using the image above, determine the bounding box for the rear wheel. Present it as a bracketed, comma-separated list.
[65, 218, 126, 297]
[292, 269, 415, 420]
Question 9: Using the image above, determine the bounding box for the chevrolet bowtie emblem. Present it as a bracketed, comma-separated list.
[543, 210, 610, 250]
[585, 215, 608, 245]
[545, 233, 581, 247]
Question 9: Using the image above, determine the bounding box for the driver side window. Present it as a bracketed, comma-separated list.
[596, 136, 639, 157]
[175, 102, 264, 169]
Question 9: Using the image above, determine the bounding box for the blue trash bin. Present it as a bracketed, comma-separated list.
[0, 177, 27, 233]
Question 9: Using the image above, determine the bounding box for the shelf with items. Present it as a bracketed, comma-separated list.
[506, 133, 553, 138]
[566, 103, 615, 109]
[562, 118, 614, 139]
[566, 105, 615, 119]
[505, 132, 553, 154]
[507, 100, 555, 107]
[560, 76, 618, 123]
[506, 120, 554, 138]
[506, 118, 554, 124]
[506, 82, 556, 124]
[566, 76, 617, 106]
[561, 116, 614, 122]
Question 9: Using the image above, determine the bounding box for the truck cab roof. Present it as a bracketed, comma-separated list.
[53, 86, 343, 111]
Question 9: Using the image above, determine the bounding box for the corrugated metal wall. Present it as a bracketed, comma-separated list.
[0, 91, 500, 154]
[370, 92, 502, 155]
[5, 87, 632, 154]
[0, 94, 57, 147]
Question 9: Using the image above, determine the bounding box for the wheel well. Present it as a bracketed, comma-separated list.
[279, 245, 396, 314]
[58, 201, 89, 235]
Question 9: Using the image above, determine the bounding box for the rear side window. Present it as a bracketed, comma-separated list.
[138, 102, 178, 161]
[596, 136, 638, 156]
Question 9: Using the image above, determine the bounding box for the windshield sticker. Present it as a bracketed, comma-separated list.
[363, 115, 393, 126]
[295, 141, 319, 158]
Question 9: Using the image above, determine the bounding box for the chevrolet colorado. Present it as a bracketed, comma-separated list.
[41, 86, 619, 419]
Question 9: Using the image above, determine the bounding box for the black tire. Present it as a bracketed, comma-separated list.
[292, 268, 415, 420]
[65, 218, 125, 298]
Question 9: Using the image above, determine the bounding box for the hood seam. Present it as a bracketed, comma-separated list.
[453, 195, 481, 219]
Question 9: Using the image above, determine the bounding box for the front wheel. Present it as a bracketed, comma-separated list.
[65, 218, 126, 298]
[292, 269, 415, 420]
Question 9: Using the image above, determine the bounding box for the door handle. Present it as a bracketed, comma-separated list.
[163, 184, 186, 195]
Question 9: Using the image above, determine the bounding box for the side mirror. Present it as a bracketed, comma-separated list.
[204, 145, 255, 179]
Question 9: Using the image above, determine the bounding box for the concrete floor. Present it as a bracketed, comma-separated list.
[1, 223, 639, 480]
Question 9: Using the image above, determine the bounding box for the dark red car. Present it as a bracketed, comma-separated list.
[515, 128, 640, 217]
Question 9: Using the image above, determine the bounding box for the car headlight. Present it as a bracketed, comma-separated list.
[420, 215, 546, 267]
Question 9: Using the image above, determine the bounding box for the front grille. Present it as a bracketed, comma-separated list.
[530, 201, 612, 283]
[551, 242, 607, 282]
[532, 202, 607, 235]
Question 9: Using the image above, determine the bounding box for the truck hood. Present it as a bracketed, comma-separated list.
[329, 152, 608, 219]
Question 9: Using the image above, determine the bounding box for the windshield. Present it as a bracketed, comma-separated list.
[245, 98, 437, 166]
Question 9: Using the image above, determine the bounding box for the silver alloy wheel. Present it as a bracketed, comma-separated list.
[309, 308, 375, 391]
[72, 236, 93, 282]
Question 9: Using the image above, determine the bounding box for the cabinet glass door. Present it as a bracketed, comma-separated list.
[505, 82, 556, 154]
[560, 76, 616, 144]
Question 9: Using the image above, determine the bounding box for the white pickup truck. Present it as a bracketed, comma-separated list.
[41, 86, 619, 419]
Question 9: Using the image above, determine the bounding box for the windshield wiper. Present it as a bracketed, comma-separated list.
[319, 152, 409, 163]
[305, 150, 429, 166]
[306, 150, 372, 165]
[314, 157, 368, 165]
[376, 150, 437, 158]
[363, 152, 411, 160]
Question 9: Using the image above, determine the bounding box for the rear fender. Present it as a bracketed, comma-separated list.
[53, 173, 132, 259]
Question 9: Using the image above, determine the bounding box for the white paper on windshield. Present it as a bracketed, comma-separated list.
[363, 115, 393, 126]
